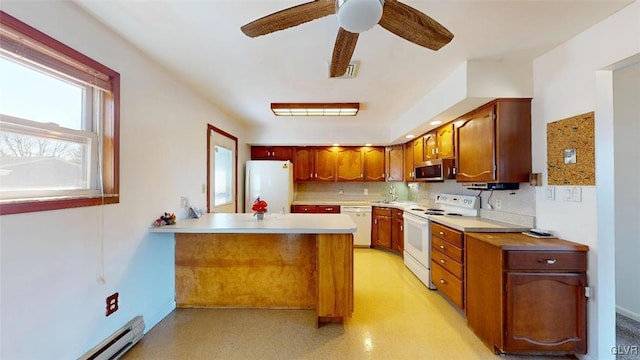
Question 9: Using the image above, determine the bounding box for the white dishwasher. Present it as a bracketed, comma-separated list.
[340, 205, 372, 247]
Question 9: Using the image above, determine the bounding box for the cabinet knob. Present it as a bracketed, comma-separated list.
[538, 259, 557, 264]
[440, 259, 446, 264]
[439, 245, 445, 249]
[440, 279, 446, 284]
[439, 231, 445, 235]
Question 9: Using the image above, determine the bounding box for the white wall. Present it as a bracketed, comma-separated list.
[532, 1, 639, 359]
[614, 61, 640, 321]
[0, 2, 248, 359]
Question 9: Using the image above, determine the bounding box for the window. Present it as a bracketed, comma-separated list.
[213, 145, 232, 206]
[0, 11, 119, 215]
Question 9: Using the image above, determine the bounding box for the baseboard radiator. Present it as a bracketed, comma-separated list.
[79, 316, 145, 360]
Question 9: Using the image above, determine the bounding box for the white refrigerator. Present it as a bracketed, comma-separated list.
[245, 160, 294, 214]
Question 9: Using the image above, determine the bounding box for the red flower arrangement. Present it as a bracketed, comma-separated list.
[251, 197, 268, 215]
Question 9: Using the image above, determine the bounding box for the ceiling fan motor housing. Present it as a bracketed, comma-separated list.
[336, 0, 384, 33]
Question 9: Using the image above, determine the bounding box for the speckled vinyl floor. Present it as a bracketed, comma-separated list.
[123, 248, 575, 360]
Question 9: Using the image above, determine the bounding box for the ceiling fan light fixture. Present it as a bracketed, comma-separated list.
[271, 103, 360, 116]
[336, 0, 384, 33]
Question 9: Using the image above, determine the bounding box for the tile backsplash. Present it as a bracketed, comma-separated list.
[296, 180, 536, 227]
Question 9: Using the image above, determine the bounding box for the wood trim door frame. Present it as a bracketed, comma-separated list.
[207, 124, 238, 213]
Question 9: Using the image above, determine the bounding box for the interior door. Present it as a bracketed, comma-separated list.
[208, 125, 238, 213]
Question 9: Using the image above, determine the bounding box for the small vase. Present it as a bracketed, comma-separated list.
[256, 212, 264, 220]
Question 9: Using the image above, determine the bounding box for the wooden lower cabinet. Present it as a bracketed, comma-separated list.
[371, 207, 392, 249]
[431, 222, 464, 311]
[371, 207, 404, 255]
[391, 209, 404, 254]
[291, 204, 340, 213]
[465, 232, 588, 355]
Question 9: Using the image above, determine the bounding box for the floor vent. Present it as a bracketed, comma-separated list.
[79, 316, 145, 360]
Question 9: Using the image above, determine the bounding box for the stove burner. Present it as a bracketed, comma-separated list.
[446, 213, 463, 216]
[410, 208, 426, 211]
[426, 208, 443, 212]
[425, 212, 443, 216]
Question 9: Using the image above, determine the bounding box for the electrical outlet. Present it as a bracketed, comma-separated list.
[180, 196, 189, 208]
[338, 189, 344, 195]
[495, 199, 502, 209]
[363, 189, 368, 195]
[105, 292, 119, 316]
[201, 184, 206, 194]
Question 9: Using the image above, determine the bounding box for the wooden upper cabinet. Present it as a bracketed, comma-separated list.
[404, 142, 415, 182]
[363, 147, 385, 182]
[412, 137, 423, 166]
[314, 147, 337, 182]
[456, 99, 531, 183]
[294, 147, 315, 181]
[251, 146, 293, 161]
[337, 147, 364, 181]
[423, 131, 438, 161]
[385, 145, 404, 182]
[437, 123, 455, 159]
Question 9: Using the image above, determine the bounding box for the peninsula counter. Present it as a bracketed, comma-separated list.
[150, 213, 356, 326]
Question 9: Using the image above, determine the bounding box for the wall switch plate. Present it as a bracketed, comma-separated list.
[338, 189, 344, 195]
[180, 196, 189, 208]
[562, 187, 582, 202]
[363, 189, 368, 195]
[545, 187, 555, 200]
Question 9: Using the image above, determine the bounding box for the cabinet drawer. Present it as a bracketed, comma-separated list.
[432, 249, 463, 279]
[431, 222, 463, 247]
[431, 236, 463, 263]
[292, 205, 318, 213]
[317, 205, 340, 213]
[372, 207, 392, 216]
[505, 251, 587, 272]
[432, 262, 464, 310]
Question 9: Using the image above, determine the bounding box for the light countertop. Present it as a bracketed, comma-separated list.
[429, 216, 530, 233]
[149, 213, 357, 234]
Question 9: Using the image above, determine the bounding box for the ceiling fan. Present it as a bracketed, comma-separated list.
[241, 0, 454, 77]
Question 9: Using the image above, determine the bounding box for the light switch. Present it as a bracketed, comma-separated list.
[545, 187, 555, 200]
[562, 187, 582, 202]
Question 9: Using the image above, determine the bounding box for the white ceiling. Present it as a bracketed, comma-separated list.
[73, 0, 631, 144]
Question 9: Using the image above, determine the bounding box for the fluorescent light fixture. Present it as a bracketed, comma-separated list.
[336, 0, 384, 33]
[271, 103, 359, 116]
[332, 143, 340, 147]
[430, 120, 443, 126]
[405, 134, 416, 139]
[364, 143, 373, 146]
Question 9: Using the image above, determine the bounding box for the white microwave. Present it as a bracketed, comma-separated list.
[414, 159, 455, 182]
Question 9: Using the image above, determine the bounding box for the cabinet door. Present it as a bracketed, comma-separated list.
[391, 209, 404, 254]
[251, 146, 272, 160]
[456, 105, 496, 182]
[404, 142, 414, 181]
[371, 214, 392, 248]
[337, 147, 363, 181]
[505, 272, 587, 353]
[385, 145, 404, 182]
[423, 131, 438, 161]
[363, 147, 385, 181]
[270, 146, 293, 161]
[294, 148, 315, 181]
[292, 205, 318, 213]
[437, 124, 455, 159]
[314, 147, 337, 181]
[412, 138, 423, 166]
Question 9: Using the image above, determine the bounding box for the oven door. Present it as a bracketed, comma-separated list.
[403, 212, 430, 266]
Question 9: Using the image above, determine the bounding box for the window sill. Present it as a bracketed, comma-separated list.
[0, 195, 119, 215]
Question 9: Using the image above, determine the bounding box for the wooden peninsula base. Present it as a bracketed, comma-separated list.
[150, 213, 357, 326]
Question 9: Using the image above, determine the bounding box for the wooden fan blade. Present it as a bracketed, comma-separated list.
[241, 0, 335, 37]
[379, 0, 453, 51]
[330, 28, 359, 78]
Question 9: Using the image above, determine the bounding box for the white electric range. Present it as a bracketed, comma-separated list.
[402, 194, 480, 289]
